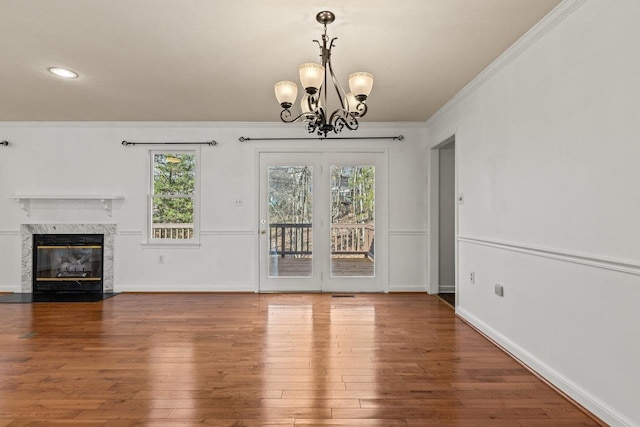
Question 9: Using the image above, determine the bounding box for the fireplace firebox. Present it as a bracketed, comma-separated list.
[33, 234, 104, 293]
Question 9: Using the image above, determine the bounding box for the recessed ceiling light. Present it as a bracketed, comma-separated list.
[48, 67, 78, 79]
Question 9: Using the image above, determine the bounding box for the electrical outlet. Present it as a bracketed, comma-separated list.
[495, 284, 504, 297]
[158, 255, 165, 264]
[233, 199, 243, 207]
[469, 271, 475, 284]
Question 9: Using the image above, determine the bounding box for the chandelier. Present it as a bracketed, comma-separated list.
[274, 11, 374, 137]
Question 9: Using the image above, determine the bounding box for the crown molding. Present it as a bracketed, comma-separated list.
[0, 121, 426, 130]
[426, 0, 587, 127]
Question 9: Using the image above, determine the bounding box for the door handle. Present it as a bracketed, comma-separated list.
[260, 230, 267, 235]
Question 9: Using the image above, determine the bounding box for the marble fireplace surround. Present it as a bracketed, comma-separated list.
[21, 224, 116, 293]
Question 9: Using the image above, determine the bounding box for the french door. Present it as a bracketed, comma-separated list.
[258, 151, 386, 292]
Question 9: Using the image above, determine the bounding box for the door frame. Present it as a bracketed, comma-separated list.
[428, 135, 458, 301]
[256, 148, 389, 293]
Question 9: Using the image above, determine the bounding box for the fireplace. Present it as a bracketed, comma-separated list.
[21, 224, 116, 293]
[33, 234, 104, 293]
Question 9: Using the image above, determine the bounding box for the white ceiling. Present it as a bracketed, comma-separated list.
[0, 0, 561, 122]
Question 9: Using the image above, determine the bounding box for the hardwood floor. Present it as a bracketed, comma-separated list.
[0, 293, 600, 426]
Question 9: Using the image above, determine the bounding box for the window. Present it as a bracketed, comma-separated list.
[148, 150, 199, 243]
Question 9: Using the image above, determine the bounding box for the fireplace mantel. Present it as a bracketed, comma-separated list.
[11, 195, 124, 217]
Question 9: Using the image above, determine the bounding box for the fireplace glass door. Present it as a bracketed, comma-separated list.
[33, 234, 104, 293]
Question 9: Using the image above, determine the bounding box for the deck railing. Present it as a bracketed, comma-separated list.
[153, 223, 374, 259]
[152, 224, 194, 239]
[269, 223, 312, 256]
[269, 223, 374, 258]
[331, 223, 375, 257]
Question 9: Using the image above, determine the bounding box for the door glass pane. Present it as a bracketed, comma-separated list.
[330, 165, 375, 277]
[268, 166, 313, 277]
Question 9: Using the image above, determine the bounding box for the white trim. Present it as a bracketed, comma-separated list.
[200, 230, 254, 236]
[9, 195, 124, 217]
[438, 285, 455, 293]
[388, 230, 428, 235]
[121, 230, 255, 237]
[428, 136, 457, 296]
[140, 242, 201, 249]
[458, 236, 640, 277]
[457, 307, 634, 427]
[117, 283, 256, 292]
[0, 121, 426, 130]
[426, 0, 587, 127]
[118, 230, 143, 236]
[388, 284, 428, 292]
[256, 147, 389, 154]
[0, 230, 19, 235]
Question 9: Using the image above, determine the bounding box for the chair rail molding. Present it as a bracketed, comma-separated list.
[458, 235, 640, 276]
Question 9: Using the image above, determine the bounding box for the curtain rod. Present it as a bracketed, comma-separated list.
[122, 140, 217, 146]
[0, 140, 9, 146]
[238, 135, 404, 142]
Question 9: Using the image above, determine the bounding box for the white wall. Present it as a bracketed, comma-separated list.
[427, 1, 640, 425]
[0, 122, 427, 293]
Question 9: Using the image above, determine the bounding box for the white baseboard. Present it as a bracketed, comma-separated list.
[388, 284, 428, 292]
[457, 307, 635, 427]
[438, 284, 455, 293]
[115, 283, 256, 292]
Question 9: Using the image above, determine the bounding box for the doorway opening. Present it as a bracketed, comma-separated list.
[429, 136, 456, 307]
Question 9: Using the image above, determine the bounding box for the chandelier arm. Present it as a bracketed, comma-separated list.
[329, 109, 359, 134]
[327, 58, 348, 111]
[280, 109, 308, 124]
[303, 93, 321, 115]
[305, 121, 318, 134]
[355, 102, 368, 118]
[305, 114, 325, 134]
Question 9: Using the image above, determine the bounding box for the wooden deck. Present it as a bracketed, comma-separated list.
[0, 293, 601, 425]
[270, 255, 374, 277]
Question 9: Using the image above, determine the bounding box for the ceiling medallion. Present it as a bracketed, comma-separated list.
[274, 11, 373, 137]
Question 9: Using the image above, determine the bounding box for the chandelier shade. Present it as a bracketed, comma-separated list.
[349, 72, 374, 100]
[299, 63, 325, 94]
[274, 11, 373, 137]
[274, 81, 298, 108]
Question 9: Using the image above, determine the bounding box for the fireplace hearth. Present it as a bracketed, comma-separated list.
[33, 234, 104, 293]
